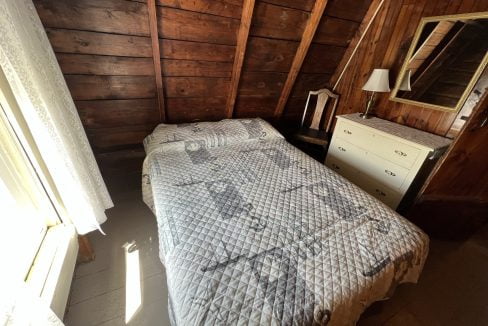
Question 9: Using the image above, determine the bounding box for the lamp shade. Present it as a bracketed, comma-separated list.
[362, 68, 390, 92]
[399, 69, 412, 91]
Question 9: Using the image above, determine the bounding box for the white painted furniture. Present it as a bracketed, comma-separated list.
[325, 113, 451, 209]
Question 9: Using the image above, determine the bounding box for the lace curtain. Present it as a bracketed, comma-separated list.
[0, 0, 113, 234]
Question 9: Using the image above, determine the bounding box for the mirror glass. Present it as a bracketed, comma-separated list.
[391, 13, 488, 112]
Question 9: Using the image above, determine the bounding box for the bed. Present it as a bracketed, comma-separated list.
[142, 118, 429, 325]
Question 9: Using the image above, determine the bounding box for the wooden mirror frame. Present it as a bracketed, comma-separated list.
[390, 11, 488, 113]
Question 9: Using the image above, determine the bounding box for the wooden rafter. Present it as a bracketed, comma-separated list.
[273, 0, 329, 119]
[225, 0, 256, 118]
[147, 0, 166, 122]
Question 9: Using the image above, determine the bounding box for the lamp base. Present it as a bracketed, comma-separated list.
[359, 112, 376, 119]
[361, 92, 377, 119]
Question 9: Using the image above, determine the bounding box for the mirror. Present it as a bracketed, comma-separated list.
[391, 12, 488, 113]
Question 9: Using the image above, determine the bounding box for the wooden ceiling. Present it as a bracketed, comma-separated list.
[33, 0, 372, 154]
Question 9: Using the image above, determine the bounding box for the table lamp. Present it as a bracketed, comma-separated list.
[361, 68, 390, 119]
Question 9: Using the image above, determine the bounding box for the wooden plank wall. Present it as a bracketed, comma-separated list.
[33, 0, 371, 163]
[234, 0, 372, 123]
[331, 0, 488, 137]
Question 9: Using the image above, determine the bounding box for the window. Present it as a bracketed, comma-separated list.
[0, 100, 59, 283]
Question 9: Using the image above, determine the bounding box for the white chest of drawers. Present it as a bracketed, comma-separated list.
[325, 113, 451, 209]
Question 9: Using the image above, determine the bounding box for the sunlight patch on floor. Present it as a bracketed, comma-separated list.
[124, 241, 141, 324]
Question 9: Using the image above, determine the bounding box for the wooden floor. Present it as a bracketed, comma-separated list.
[64, 176, 488, 326]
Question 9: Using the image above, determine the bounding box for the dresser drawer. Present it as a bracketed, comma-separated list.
[355, 175, 403, 209]
[327, 155, 402, 209]
[325, 156, 361, 184]
[337, 120, 421, 168]
[328, 137, 409, 190]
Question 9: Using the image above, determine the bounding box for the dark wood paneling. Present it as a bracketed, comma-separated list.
[157, 7, 239, 45]
[314, 17, 359, 47]
[239, 72, 286, 97]
[157, 0, 243, 19]
[76, 99, 159, 129]
[87, 125, 154, 152]
[162, 60, 232, 77]
[234, 96, 278, 118]
[34, 0, 373, 173]
[46, 28, 153, 57]
[160, 39, 235, 62]
[251, 2, 309, 41]
[260, 0, 314, 11]
[34, 0, 150, 36]
[331, 0, 488, 136]
[56, 54, 154, 75]
[244, 37, 298, 72]
[66, 75, 156, 100]
[301, 44, 346, 74]
[164, 77, 230, 97]
[327, 0, 372, 22]
[421, 91, 488, 201]
[291, 73, 332, 98]
[165, 97, 227, 122]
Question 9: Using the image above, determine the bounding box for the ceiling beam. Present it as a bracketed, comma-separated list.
[147, 0, 166, 122]
[225, 0, 256, 118]
[273, 0, 329, 119]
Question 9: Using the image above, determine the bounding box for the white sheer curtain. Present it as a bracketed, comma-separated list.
[0, 0, 113, 234]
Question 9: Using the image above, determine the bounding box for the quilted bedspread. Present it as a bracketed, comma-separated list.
[142, 118, 429, 325]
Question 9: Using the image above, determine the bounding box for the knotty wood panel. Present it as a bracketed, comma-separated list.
[239, 72, 286, 97]
[162, 60, 233, 77]
[132, 0, 244, 18]
[260, 0, 314, 11]
[157, 7, 240, 45]
[160, 39, 235, 62]
[314, 17, 359, 47]
[56, 54, 154, 76]
[165, 97, 227, 122]
[46, 28, 153, 57]
[331, 0, 488, 136]
[65, 75, 156, 100]
[301, 44, 346, 74]
[35, 0, 150, 36]
[244, 37, 299, 72]
[87, 125, 155, 151]
[251, 2, 309, 41]
[291, 73, 332, 98]
[159, 0, 242, 18]
[164, 77, 230, 98]
[234, 96, 279, 118]
[327, 0, 372, 22]
[75, 99, 159, 129]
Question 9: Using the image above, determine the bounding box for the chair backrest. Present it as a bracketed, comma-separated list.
[301, 88, 339, 132]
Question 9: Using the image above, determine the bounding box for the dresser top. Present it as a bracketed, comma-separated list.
[338, 113, 452, 150]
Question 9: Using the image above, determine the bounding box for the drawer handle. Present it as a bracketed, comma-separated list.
[394, 150, 407, 157]
[385, 169, 396, 177]
[331, 163, 340, 170]
[338, 146, 346, 152]
[343, 129, 352, 135]
[375, 189, 386, 197]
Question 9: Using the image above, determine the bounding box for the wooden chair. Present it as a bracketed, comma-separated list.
[293, 88, 339, 147]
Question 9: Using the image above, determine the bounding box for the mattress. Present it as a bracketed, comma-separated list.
[142, 118, 428, 325]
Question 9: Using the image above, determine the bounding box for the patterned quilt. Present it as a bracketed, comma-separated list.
[142, 118, 429, 325]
